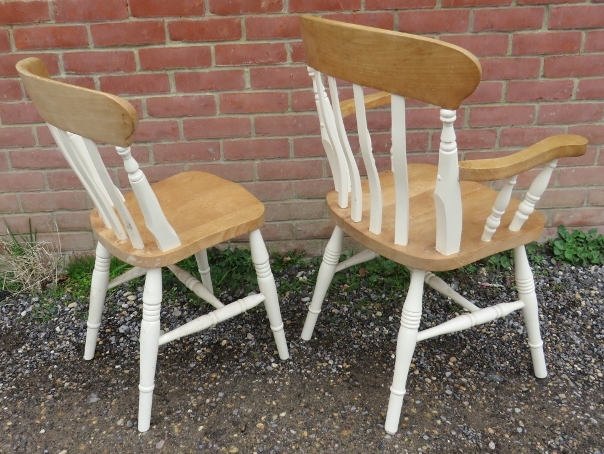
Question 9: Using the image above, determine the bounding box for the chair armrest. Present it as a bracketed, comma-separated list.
[339, 91, 391, 118]
[459, 134, 588, 182]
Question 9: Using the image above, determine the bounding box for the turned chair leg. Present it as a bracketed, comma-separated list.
[250, 229, 289, 360]
[301, 226, 343, 340]
[514, 246, 547, 378]
[138, 268, 162, 432]
[84, 243, 111, 360]
[195, 249, 213, 295]
[385, 268, 426, 435]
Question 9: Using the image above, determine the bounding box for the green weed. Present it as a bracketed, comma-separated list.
[550, 225, 604, 266]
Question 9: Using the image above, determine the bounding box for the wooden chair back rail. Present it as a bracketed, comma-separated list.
[16, 58, 137, 147]
[299, 15, 481, 111]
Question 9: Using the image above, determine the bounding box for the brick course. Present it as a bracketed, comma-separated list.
[0, 0, 602, 254]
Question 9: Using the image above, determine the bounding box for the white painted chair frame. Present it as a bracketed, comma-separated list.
[297, 16, 585, 435]
[49, 125, 289, 432]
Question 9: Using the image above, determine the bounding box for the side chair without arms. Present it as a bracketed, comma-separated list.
[16, 57, 289, 432]
[298, 16, 588, 435]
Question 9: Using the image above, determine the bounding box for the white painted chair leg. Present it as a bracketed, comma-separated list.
[249, 229, 289, 360]
[514, 246, 547, 378]
[385, 268, 426, 435]
[84, 243, 111, 360]
[137, 268, 162, 432]
[195, 249, 213, 295]
[301, 226, 344, 341]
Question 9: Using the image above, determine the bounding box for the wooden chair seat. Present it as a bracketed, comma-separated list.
[327, 164, 544, 272]
[92, 171, 265, 268]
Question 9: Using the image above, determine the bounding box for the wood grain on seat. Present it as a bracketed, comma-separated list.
[91, 171, 265, 268]
[326, 164, 545, 272]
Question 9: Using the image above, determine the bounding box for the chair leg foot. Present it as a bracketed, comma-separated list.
[385, 269, 425, 435]
[84, 243, 111, 360]
[250, 229, 289, 360]
[301, 226, 343, 341]
[137, 268, 161, 432]
[514, 246, 547, 378]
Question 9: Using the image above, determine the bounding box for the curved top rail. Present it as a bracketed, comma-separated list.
[16, 57, 138, 147]
[299, 15, 482, 110]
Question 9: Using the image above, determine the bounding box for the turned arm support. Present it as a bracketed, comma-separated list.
[458, 134, 588, 182]
[340, 91, 391, 118]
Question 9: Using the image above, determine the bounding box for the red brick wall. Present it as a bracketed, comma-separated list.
[0, 0, 603, 255]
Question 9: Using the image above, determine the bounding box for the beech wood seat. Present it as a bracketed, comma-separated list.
[17, 57, 289, 433]
[298, 15, 588, 435]
[327, 164, 545, 272]
[92, 171, 265, 268]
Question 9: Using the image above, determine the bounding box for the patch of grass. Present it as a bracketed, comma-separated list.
[0, 219, 61, 294]
[550, 225, 604, 266]
[329, 254, 411, 295]
[62, 255, 135, 298]
[208, 247, 257, 295]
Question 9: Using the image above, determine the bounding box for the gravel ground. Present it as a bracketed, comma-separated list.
[0, 255, 603, 453]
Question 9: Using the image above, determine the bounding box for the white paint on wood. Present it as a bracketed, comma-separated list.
[509, 160, 558, 232]
[116, 146, 181, 252]
[250, 229, 289, 360]
[79, 136, 143, 249]
[50, 126, 125, 237]
[391, 94, 409, 246]
[158, 294, 265, 345]
[434, 109, 462, 255]
[138, 267, 162, 432]
[334, 248, 378, 273]
[195, 249, 213, 295]
[107, 266, 147, 289]
[301, 226, 344, 340]
[416, 300, 526, 342]
[514, 246, 548, 378]
[84, 243, 111, 360]
[310, 68, 347, 207]
[482, 176, 517, 242]
[167, 264, 224, 309]
[353, 83, 382, 234]
[424, 271, 479, 313]
[328, 76, 363, 221]
[385, 268, 425, 434]
[49, 124, 145, 249]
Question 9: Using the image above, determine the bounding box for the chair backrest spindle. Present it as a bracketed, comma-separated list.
[300, 15, 481, 256]
[353, 84, 383, 235]
[327, 75, 363, 221]
[116, 146, 181, 251]
[311, 69, 349, 208]
[391, 94, 409, 246]
[434, 109, 462, 255]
